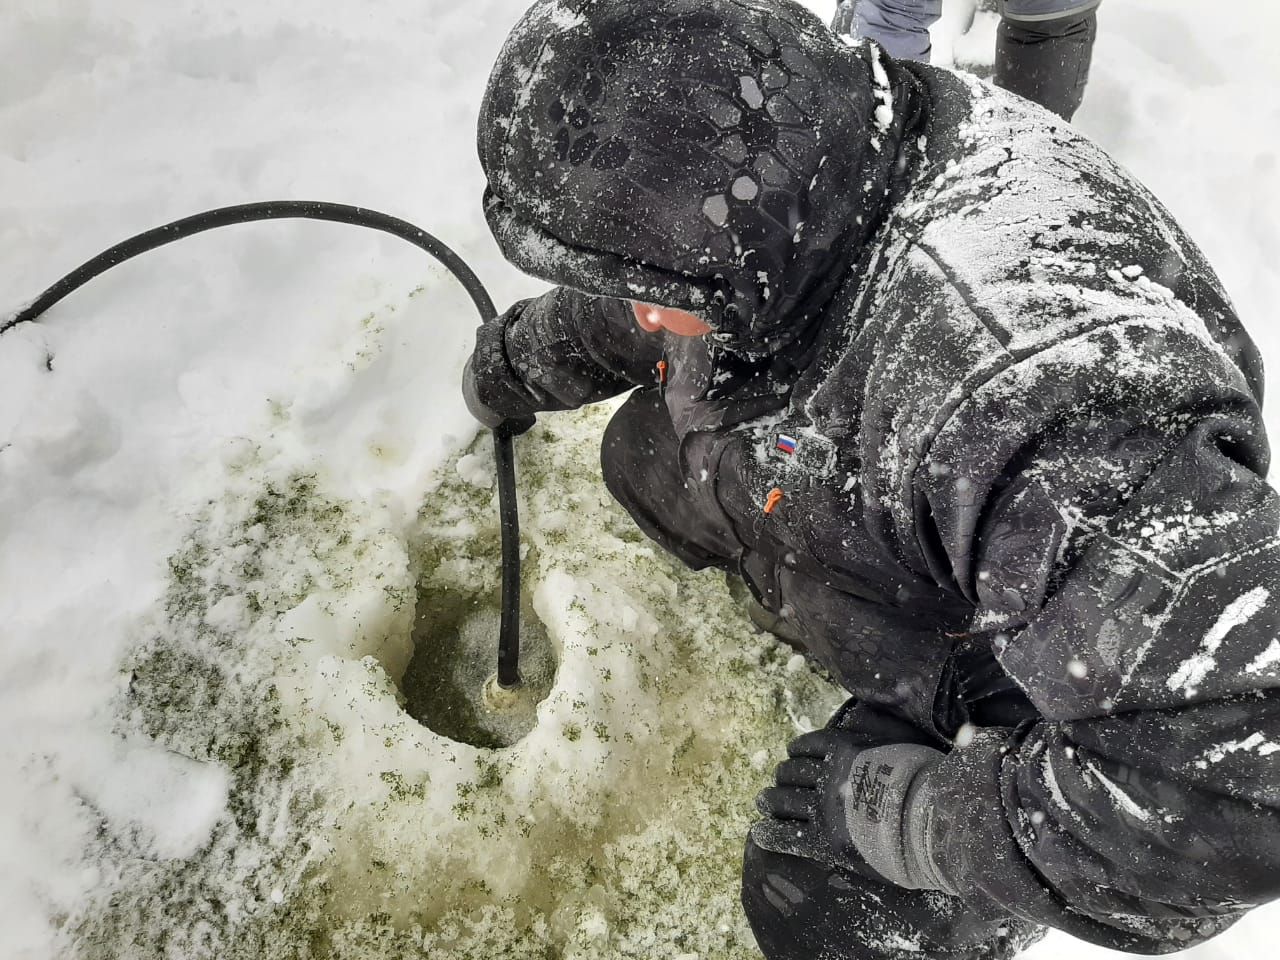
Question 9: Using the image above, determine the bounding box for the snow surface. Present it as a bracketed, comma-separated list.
[1, 0, 1279, 958]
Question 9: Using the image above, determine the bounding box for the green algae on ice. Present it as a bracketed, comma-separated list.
[74, 404, 844, 960]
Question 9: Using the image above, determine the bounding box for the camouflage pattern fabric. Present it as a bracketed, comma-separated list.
[470, 0, 1280, 955]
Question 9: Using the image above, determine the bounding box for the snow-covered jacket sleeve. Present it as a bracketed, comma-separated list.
[923, 409, 1280, 949]
[468, 286, 662, 421]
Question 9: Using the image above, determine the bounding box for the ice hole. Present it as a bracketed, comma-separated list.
[400, 582, 557, 749]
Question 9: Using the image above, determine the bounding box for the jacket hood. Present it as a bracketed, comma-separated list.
[478, 0, 918, 358]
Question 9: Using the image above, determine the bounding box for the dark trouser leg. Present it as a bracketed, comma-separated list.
[742, 699, 1045, 960]
[995, 5, 1099, 121]
[834, 0, 945, 62]
[601, 388, 739, 570]
[742, 839, 1040, 960]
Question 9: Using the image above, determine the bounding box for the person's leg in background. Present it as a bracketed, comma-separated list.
[832, 0, 945, 62]
[995, 0, 1101, 120]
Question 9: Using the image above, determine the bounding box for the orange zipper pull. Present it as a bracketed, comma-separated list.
[763, 487, 784, 515]
[655, 359, 668, 386]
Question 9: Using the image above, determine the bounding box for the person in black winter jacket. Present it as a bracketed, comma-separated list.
[465, 0, 1280, 957]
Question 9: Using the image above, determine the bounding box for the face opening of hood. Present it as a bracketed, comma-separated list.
[482, 184, 726, 325]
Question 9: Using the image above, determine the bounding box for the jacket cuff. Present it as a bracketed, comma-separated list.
[999, 0, 1101, 22]
[926, 726, 1103, 931]
[927, 728, 1028, 909]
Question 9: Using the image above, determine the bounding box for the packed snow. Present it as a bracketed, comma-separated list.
[2, 1, 1279, 959]
[1167, 585, 1271, 697]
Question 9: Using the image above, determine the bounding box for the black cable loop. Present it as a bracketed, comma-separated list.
[3, 200, 524, 689]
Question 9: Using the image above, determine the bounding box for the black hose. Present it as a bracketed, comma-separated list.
[3, 200, 524, 688]
[493, 423, 522, 689]
[3, 201, 497, 332]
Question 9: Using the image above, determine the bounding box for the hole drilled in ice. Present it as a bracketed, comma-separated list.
[400, 583, 557, 749]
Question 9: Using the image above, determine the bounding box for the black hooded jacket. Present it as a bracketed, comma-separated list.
[471, 0, 1280, 951]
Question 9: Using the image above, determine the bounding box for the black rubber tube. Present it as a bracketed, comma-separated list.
[3, 201, 498, 332]
[494, 423, 523, 688]
[3, 200, 524, 688]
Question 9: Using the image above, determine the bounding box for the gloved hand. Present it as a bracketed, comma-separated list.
[752, 726, 954, 892]
[463, 317, 536, 435]
[462, 357, 534, 434]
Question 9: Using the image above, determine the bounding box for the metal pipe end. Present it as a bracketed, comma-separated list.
[482, 673, 524, 711]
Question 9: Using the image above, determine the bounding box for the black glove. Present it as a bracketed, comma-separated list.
[463, 316, 536, 435]
[462, 357, 534, 434]
[752, 726, 954, 892]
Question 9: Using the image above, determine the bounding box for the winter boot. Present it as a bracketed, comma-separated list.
[994, 4, 1099, 121]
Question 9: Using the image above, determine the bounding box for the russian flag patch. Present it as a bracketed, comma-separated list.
[775, 434, 797, 455]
